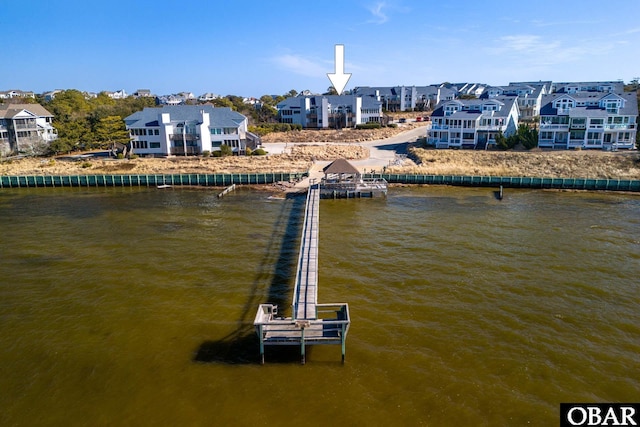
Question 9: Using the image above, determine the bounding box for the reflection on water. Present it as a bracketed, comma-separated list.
[0, 186, 638, 426]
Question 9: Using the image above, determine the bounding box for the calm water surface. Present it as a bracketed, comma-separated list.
[0, 186, 638, 426]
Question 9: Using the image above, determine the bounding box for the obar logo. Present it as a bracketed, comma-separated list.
[561, 404, 639, 426]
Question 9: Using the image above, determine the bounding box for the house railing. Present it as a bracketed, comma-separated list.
[539, 124, 569, 130]
[169, 134, 199, 141]
[604, 124, 632, 130]
[170, 146, 200, 155]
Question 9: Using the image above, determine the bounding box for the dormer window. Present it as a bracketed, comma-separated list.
[554, 97, 575, 113]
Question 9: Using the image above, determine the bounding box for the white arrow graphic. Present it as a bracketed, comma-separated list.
[327, 44, 352, 95]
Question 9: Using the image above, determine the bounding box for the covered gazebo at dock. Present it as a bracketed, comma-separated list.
[320, 158, 387, 198]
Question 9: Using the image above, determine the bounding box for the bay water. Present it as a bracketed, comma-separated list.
[0, 186, 638, 426]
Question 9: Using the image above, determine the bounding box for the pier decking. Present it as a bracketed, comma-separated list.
[254, 182, 350, 364]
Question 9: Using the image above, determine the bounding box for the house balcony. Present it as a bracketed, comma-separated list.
[476, 125, 504, 131]
[170, 146, 200, 155]
[539, 124, 569, 130]
[448, 139, 461, 146]
[13, 123, 38, 130]
[568, 139, 584, 148]
[585, 139, 603, 147]
[569, 124, 587, 130]
[430, 124, 449, 130]
[169, 134, 199, 141]
[604, 124, 632, 130]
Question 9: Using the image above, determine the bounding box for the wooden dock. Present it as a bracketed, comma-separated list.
[254, 182, 350, 364]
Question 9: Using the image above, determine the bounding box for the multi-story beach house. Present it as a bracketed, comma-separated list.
[481, 82, 551, 121]
[277, 95, 383, 129]
[124, 105, 258, 156]
[352, 85, 455, 112]
[0, 103, 57, 156]
[428, 97, 520, 149]
[538, 90, 638, 150]
[551, 81, 625, 94]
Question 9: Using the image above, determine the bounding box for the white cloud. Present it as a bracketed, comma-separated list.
[367, 1, 389, 24]
[272, 54, 325, 77]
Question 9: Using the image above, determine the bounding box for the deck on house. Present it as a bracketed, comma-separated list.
[254, 182, 350, 364]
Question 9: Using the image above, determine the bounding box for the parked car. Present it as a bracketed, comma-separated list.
[399, 118, 407, 123]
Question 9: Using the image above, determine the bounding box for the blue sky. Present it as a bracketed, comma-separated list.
[2, 0, 639, 97]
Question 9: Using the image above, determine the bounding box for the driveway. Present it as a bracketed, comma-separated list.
[263, 125, 428, 173]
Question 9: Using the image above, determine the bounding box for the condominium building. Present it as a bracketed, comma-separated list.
[353, 85, 456, 111]
[538, 91, 638, 150]
[124, 105, 258, 156]
[428, 97, 519, 149]
[482, 82, 551, 121]
[277, 95, 383, 129]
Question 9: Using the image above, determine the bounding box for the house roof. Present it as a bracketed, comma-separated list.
[124, 105, 246, 128]
[0, 103, 54, 119]
[323, 159, 360, 175]
[431, 97, 515, 118]
[277, 95, 382, 111]
[540, 91, 638, 116]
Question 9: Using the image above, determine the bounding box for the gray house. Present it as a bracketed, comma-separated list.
[0, 103, 57, 156]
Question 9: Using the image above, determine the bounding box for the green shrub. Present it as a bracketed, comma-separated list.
[81, 161, 92, 168]
[202, 150, 211, 157]
[249, 123, 304, 136]
[356, 122, 382, 130]
[220, 144, 233, 157]
[387, 123, 398, 128]
[245, 147, 252, 156]
[117, 153, 125, 159]
[252, 148, 267, 156]
[212, 150, 222, 157]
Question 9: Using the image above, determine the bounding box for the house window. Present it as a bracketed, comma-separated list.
[150, 142, 160, 148]
[211, 128, 222, 135]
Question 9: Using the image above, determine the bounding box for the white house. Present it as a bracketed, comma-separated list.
[353, 85, 456, 111]
[277, 95, 383, 128]
[538, 91, 638, 150]
[428, 97, 520, 149]
[0, 90, 35, 99]
[482, 82, 550, 121]
[133, 89, 153, 98]
[198, 93, 219, 102]
[0, 103, 58, 156]
[106, 89, 128, 99]
[124, 105, 258, 156]
[552, 81, 625, 94]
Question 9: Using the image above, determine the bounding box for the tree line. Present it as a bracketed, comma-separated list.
[3, 89, 302, 155]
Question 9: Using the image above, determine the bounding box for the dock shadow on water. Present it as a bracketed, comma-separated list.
[193, 192, 306, 364]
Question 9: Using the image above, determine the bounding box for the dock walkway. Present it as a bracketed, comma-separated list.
[254, 181, 350, 364]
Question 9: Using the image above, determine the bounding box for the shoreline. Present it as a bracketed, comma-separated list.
[2, 148, 639, 180]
